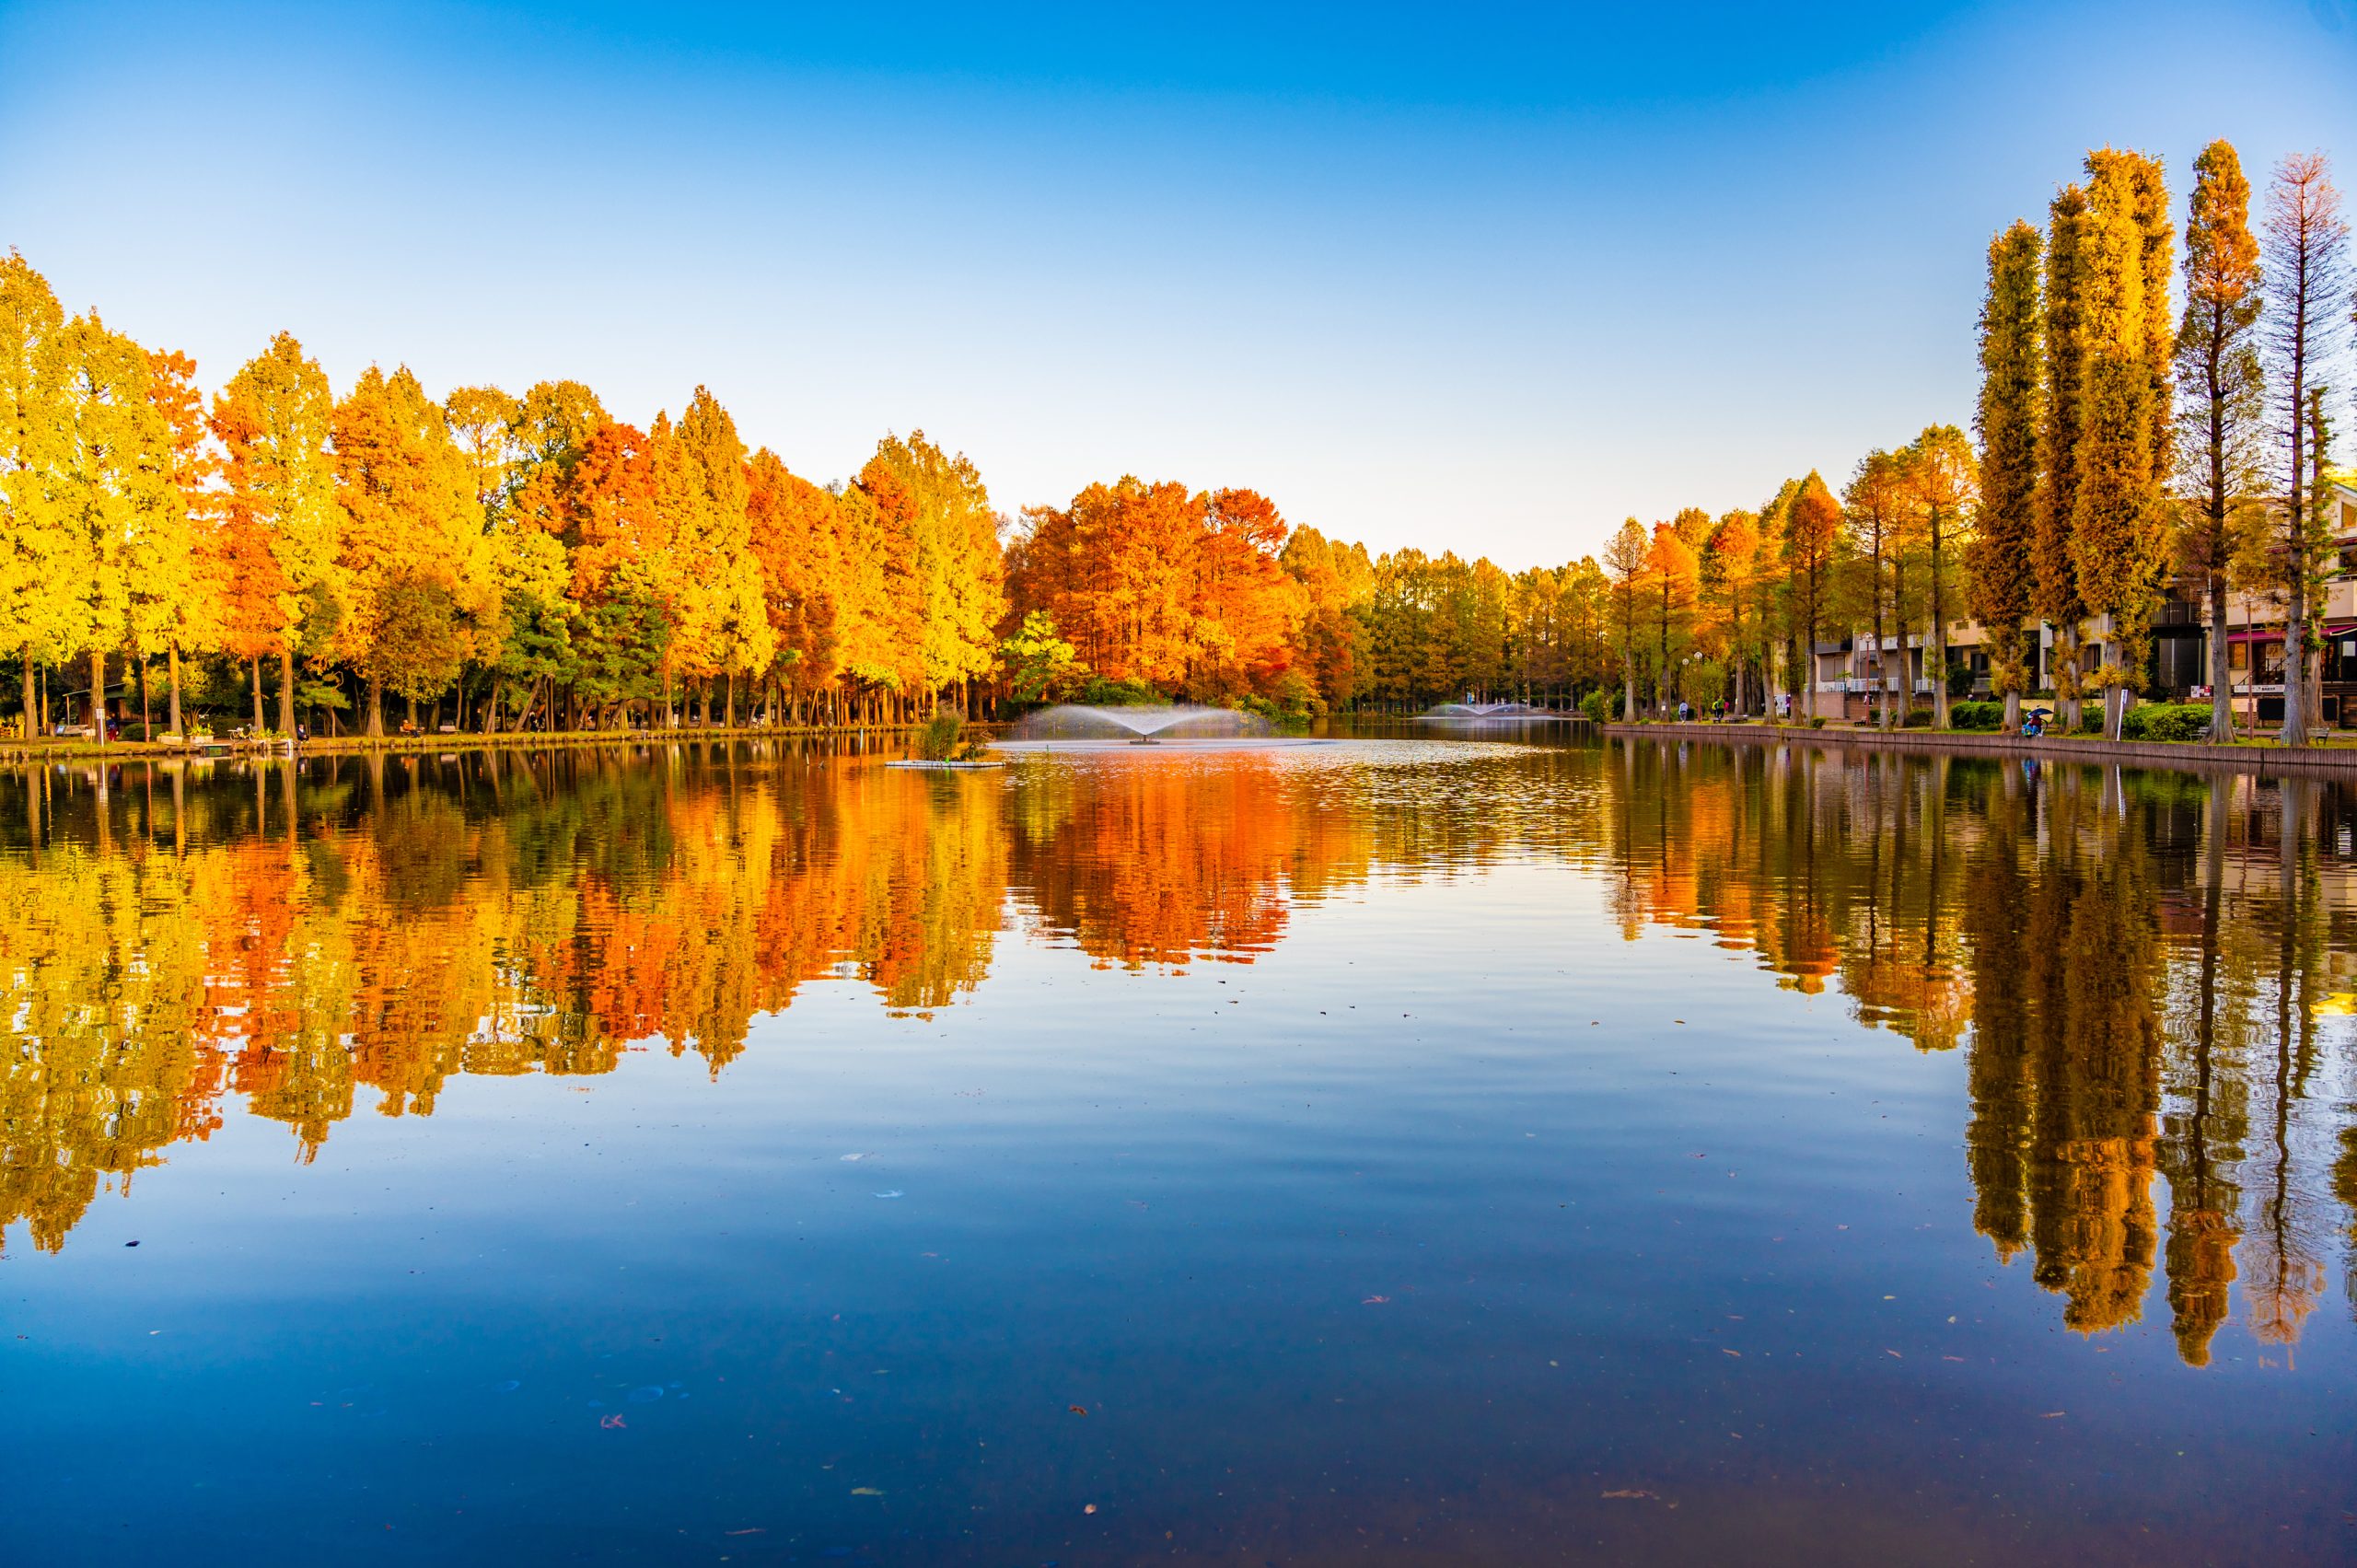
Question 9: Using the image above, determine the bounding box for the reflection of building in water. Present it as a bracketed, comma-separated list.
[1602, 738, 2357, 1364]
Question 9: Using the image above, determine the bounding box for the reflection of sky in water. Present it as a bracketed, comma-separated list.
[2, 737, 2354, 1563]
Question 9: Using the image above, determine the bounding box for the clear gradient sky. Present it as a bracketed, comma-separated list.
[4, 1, 2354, 563]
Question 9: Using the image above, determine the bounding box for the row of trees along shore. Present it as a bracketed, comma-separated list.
[1, 136, 2350, 743]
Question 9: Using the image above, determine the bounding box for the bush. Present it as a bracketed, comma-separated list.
[2121, 703, 2212, 743]
[1948, 700, 2003, 731]
[1903, 708, 1936, 728]
[1808, 716, 1827, 729]
[1579, 689, 1617, 726]
[1078, 675, 1163, 707]
[914, 708, 966, 761]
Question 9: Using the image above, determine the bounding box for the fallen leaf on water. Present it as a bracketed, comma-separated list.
[2039, 1411, 2066, 1419]
[1084, 1504, 1097, 1515]
[851, 1487, 886, 1496]
[1721, 1349, 1742, 1358]
[1886, 1350, 1903, 1359]
[598, 1415, 626, 1430]
[1601, 1489, 1656, 1501]
[1069, 1405, 1089, 1416]
[1363, 1295, 1390, 1305]
[725, 1528, 766, 1537]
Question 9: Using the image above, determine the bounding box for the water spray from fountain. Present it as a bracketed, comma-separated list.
[1007, 704, 1276, 745]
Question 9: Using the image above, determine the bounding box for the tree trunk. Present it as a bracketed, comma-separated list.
[91, 648, 107, 743]
[367, 674, 385, 738]
[168, 645, 183, 738]
[1929, 539, 1949, 731]
[250, 657, 265, 737]
[2282, 593, 2309, 747]
[2208, 575, 2232, 741]
[484, 678, 502, 734]
[279, 646, 296, 738]
[725, 669, 736, 728]
[21, 657, 35, 741]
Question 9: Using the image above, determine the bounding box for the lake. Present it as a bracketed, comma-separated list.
[3, 731, 2352, 1564]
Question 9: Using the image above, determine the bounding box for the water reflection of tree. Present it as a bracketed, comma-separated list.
[7, 737, 2357, 1357]
[1600, 738, 2357, 1363]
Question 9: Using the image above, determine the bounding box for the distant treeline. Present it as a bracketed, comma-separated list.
[1, 136, 2347, 738]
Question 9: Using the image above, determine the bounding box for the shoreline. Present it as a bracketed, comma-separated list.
[0, 723, 923, 765]
[1600, 720, 2357, 776]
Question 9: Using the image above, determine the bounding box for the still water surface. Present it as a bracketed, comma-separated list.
[3, 733, 2353, 1562]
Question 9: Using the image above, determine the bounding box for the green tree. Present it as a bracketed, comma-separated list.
[1001, 609, 1085, 703]
[1969, 220, 2042, 730]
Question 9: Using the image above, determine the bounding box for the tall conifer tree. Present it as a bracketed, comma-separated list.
[2036, 184, 2092, 726]
[2072, 149, 2173, 739]
[1970, 221, 2042, 731]
[2172, 141, 2265, 741]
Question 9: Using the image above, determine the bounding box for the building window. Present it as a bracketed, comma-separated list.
[2230, 641, 2249, 672]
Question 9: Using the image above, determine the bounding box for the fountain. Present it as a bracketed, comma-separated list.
[1416, 701, 1588, 724]
[996, 704, 1318, 753]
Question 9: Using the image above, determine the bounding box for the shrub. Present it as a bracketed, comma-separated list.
[1903, 708, 1936, 728]
[1579, 689, 1616, 726]
[914, 708, 966, 761]
[2123, 703, 2212, 743]
[1948, 700, 2003, 731]
[1078, 675, 1162, 708]
[1808, 716, 1827, 729]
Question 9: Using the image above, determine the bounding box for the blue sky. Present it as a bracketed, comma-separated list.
[3, 1, 2353, 562]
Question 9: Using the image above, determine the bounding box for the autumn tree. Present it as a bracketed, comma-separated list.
[1281, 525, 1370, 712]
[1702, 511, 1763, 715]
[1783, 473, 1843, 720]
[0, 252, 76, 738]
[444, 384, 522, 519]
[145, 348, 216, 737]
[52, 314, 180, 740]
[1602, 517, 1649, 720]
[1904, 424, 1979, 728]
[212, 335, 339, 735]
[1842, 449, 1909, 728]
[332, 366, 488, 733]
[1969, 220, 2042, 731]
[865, 431, 1004, 713]
[2038, 184, 2094, 725]
[2259, 153, 2348, 746]
[2071, 150, 2173, 739]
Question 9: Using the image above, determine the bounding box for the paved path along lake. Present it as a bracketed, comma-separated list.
[3, 734, 2352, 1563]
